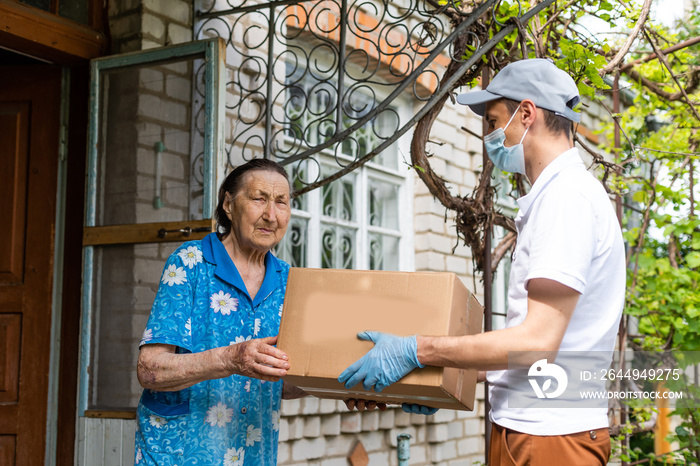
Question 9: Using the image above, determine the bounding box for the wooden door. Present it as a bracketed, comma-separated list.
[0, 65, 61, 465]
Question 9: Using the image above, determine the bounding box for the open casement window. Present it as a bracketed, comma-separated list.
[78, 38, 225, 416]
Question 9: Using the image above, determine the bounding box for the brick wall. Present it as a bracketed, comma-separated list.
[278, 395, 485, 465]
[108, 0, 192, 53]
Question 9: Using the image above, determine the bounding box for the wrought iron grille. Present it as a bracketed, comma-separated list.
[195, 0, 554, 194]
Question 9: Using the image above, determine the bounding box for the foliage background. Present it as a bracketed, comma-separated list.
[415, 0, 700, 462]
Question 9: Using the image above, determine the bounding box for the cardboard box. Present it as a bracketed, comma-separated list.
[277, 268, 483, 410]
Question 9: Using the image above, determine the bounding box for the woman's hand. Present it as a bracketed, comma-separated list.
[223, 335, 290, 382]
[343, 399, 387, 412]
[137, 336, 290, 391]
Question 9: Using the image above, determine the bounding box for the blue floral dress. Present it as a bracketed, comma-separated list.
[134, 233, 289, 466]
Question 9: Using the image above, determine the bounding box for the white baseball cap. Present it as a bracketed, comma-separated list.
[456, 58, 581, 123]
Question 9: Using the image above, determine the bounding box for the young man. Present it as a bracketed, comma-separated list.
[338, 59, 625, 465]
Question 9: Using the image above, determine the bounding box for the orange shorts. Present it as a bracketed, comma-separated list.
[488, 423, 611, 466]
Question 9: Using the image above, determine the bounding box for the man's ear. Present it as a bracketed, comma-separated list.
[519, 99, 537, 126]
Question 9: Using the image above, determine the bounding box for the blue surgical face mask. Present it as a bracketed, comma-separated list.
[484, 105, 529, 175]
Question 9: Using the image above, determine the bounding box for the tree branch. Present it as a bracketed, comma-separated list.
[599, 0, 653, 75]
[622, 66, 700, 101]
[643, 29, 700, 123]
[628, 162, 658, 295]
[491, 231, 516, 270]
[536, 0, 577, 36]
[619, 36, 700, 72]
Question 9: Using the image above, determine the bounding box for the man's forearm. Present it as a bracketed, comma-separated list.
[416, 325, 554, 371]
[417, 281, 578, 371]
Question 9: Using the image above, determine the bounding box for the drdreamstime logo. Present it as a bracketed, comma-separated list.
[528, 359, 569, 399]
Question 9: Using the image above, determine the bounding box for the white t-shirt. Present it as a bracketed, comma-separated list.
[487, 148, 626, 435]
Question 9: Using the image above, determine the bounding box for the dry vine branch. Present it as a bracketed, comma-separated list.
[619, 36, 700, 72]
[407, 0, 695, 278]
[573, 133, 623, 189]
[623, 66, 700, 101]
[409, 18, 518, 274]
[491, 231, 516, 270]
[627, 162, 659, 294]
[599, 0, 653, 75]
[643, 29, 700, 123]
[536, 0, 577, 36]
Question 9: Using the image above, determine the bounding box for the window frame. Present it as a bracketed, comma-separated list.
[280, 149, 414, 272]
[0, 0, 105, 61]
[78, 38, 226, 416]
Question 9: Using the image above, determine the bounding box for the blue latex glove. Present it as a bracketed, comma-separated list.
[402, 403, 439, 415]
[338, 331, 424, 393]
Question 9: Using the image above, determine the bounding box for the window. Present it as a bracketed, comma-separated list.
[19, 0, 92, 24]
[277, 157, 411, 271]
[0, 0, 105, 62]
[276, 68, 412, 271]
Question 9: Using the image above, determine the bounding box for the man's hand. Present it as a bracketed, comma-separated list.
[401, 403, 438, 415]
[338, 331, 424, 392]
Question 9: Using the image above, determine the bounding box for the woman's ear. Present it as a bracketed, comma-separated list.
[223, 193, 233, 216]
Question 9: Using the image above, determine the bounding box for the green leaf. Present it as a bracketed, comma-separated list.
[632, 190, 648, 203]
[687, 252, 700, 269]
[599, 0, 613, 11]
[691, 235, 700, 250]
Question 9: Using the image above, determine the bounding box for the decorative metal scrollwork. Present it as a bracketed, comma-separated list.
[194, 0, 551, 194]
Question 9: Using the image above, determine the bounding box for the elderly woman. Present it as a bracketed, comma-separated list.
[134, 159, 304, 466]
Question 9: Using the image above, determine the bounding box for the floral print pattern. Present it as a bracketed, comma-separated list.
[149, 415, 167, 428]
[134, 235, 289, 466]
[161, 264, 187, 286]
[231, 335, 251, 345]
[272, 411, 280, 431]
[178, 245, 203, 268]
[210, 290, 238, 315]
[140, 328, 153, 346]
[224, 447, 245, 466]
[246, 424, 262, 446]
[205, 402, 233, 428]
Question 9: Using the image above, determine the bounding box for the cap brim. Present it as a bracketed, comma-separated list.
[455, 90, 502, 116]
[559, 107, 581, 123]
